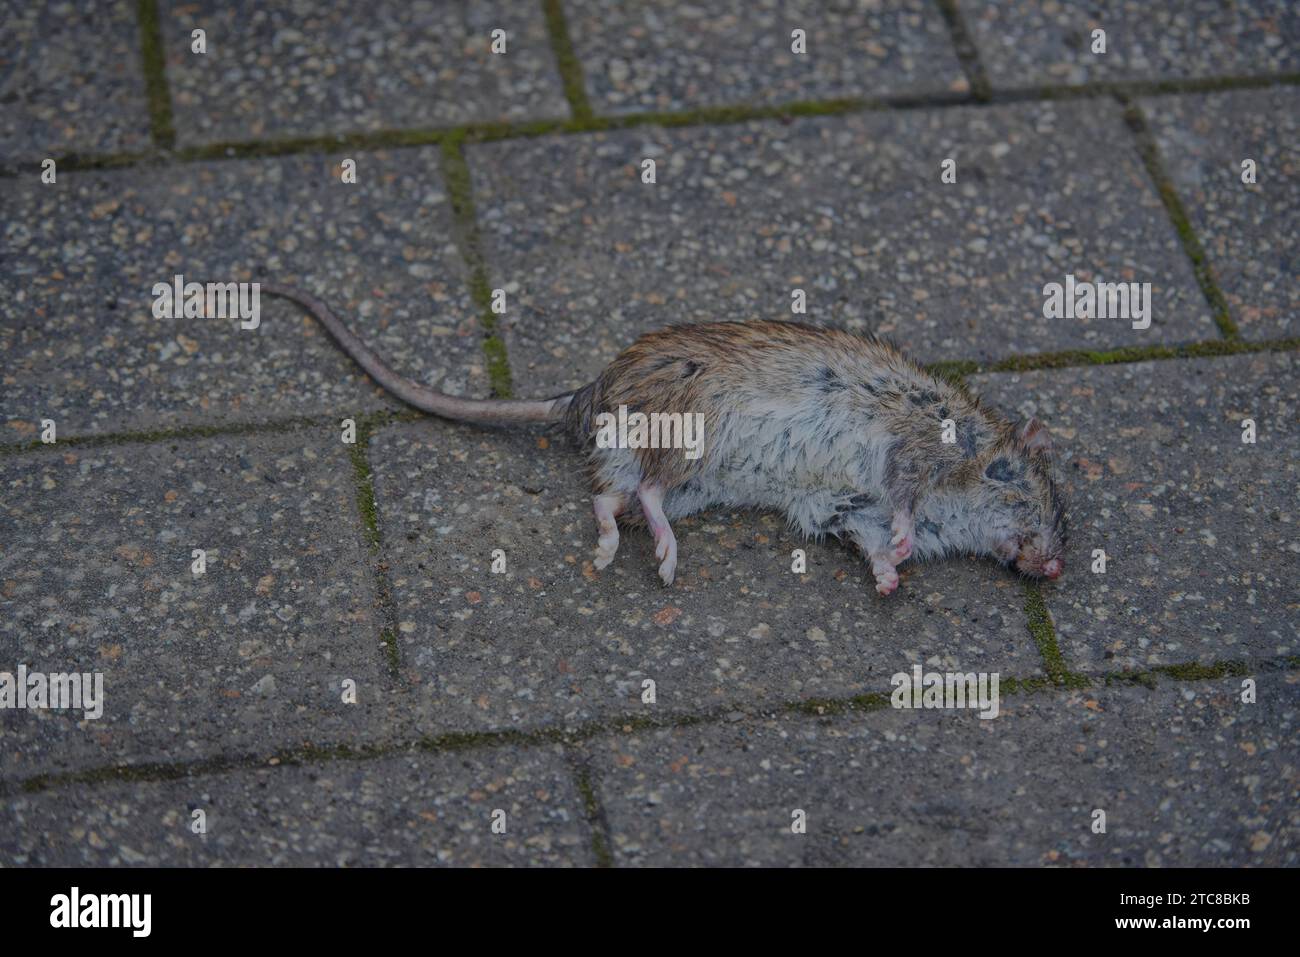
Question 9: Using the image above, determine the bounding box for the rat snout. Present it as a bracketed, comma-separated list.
[1015, 553, 1063, 580]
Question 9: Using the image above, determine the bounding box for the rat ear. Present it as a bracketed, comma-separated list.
[1020, 417, 1053, 454]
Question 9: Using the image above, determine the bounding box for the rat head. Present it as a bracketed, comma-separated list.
[977, 418, 1068, 580]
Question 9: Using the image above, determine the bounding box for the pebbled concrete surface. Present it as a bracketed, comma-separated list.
[159, 0, 570, 146]
[471, 100, 1212, 396]
[1, 0, 1295, 868]
[1, 743, 593, 866]
[587, 675, 1297, 866]
[0, 148, 486, 444]
[367, 419, 1041, 740]
[1140, 87, 1298, 342]
[0, 0, 154, 167]
[964, 0, 1300, 89]
[564, 0, 966, 114]
[0, 433, 390, 778]
[974, 353, 1298, 673]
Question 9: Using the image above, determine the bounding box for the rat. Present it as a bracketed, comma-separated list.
[262, 283, 1067, 595]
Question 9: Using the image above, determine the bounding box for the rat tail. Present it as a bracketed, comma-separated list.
[262, 282, 566, 425]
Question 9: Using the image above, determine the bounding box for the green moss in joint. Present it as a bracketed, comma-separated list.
[482, 335, 515, 398]
[1121, 100, 1238, 339]
[135, 0, 175, 150]
[1102, 659, 1253, 688]
[1156, 660, 1248, 681]
[346, 431, 381, 554]
[542, 0, 594, 123]
[0, 415, 329, 459]
[1023, 581, 1084, 686]
[786, 692, 890, 716]
[345, 415, 401, 675]
[926, 359, 980, 388]
[440, 137, 517, 398]
[570, 760, 615, 868]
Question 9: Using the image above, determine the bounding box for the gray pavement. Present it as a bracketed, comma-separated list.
[159, 0, 570, 146]
[0, 0, 153, 164]
[1141, 87, 1298, 342]
[472, 99, 1214, 395]
[1, 1, 1296, 867]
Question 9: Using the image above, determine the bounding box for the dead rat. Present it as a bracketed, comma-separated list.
[262, 284, 1067, 594]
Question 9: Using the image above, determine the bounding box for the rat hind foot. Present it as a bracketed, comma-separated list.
[848, 524, 906, 597]
[889, 510, 914, 563]
[870, 553, 900, 595]
[592, 492, 628, 570]
[637, 481, 678, 586]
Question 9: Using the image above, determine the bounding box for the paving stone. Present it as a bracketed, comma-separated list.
[1140, 88, 1298, 342]
[470, 100, 1213, 396]
[0, 433, 390, 780]
[0, 0, 154, 168]
[1, 148, 485, 445]
[564, 0, 966, 115]
[2, 744, 592, 865]
[973, 353, 1297, 673]
[367, 420, 1040, 739]
[965, 0, 1299, 89]
[159, 0, 569, 147]
[588, 674, 1298, 866]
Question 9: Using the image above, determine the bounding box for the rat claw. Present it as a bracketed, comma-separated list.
[870, 553, 900, 596]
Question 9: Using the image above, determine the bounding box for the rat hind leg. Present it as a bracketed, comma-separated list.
[638, 481, 678, 586]
[592, 492, 628, 570]
[889, 509, 914, 564]
[846, 516, 905, 596]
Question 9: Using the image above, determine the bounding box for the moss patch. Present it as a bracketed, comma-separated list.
[135, 0, 175, 150]
[0, 415, 328, 458]
[439, 137, 516, 398]
[1121, 98, 1238, 338]
[1023, 581, 1088, 687]
[569, 758, 615, 867]
[345, 413, 401, 675]
[542, 0, 594, 123]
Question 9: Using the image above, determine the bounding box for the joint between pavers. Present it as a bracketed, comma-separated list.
[936, 0, 992, 102]
[1119, 95, 1239, 340]
[1022, 581, 1082, 687]
[439, 136, 516, 398]
[5, 656, 1294, 799]
[980, 337, 1300, 375]
[0, 414, 336, 459]
[985, 71, 1300, 105]
[3, 338, 1296, 457]
[565, 749, 615, 868]
[5, 72, 1297, 181]
[541, 0, 595, 124]
[135, 0, 176, 151]
[345, 412, 402, 677]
